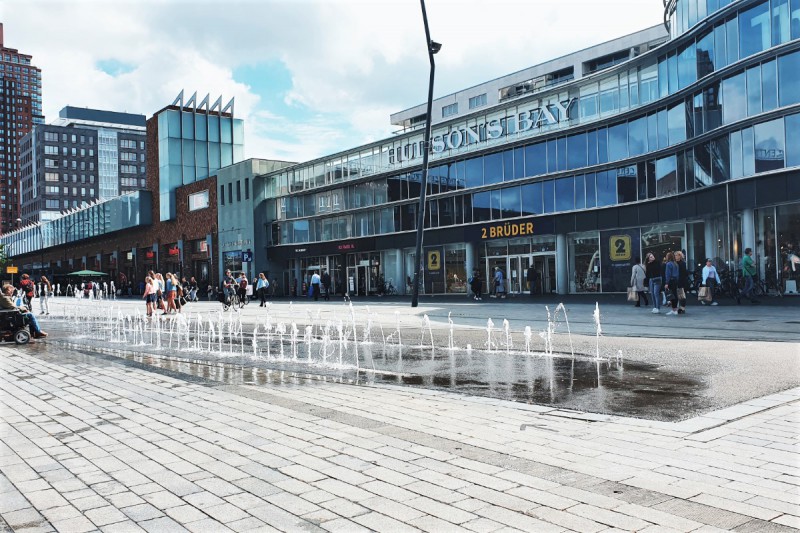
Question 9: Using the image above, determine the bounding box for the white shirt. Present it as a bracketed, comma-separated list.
[311, 273, 321, 284]
[702, 265, 719, 285]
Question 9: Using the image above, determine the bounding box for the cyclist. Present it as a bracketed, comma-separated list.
[222, 270, 236, 307]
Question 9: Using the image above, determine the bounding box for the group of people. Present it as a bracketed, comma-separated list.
[631, 251, 697, 316]
[142, 272, 200, 317]
[631, 247, 761, 316]
[220, 270, 276, 307]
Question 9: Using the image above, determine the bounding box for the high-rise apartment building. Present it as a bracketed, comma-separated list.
[19, 107, 147, 223]
[0, 23, 43, 233]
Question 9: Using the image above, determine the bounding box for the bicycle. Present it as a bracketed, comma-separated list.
[222, 291, 240, 311]
[716, 270, 740, 301]
[383, 279, 397, 296]
[752, 275, 783, 298]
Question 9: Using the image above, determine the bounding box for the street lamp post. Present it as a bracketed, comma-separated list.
[411, 0, 441, 308]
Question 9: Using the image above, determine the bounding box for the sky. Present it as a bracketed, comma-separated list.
[1, 0, 664, 164]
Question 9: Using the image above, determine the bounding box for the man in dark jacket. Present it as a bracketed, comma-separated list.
[321, 270, 331, 301]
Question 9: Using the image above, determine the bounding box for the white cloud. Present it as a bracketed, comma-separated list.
[0, 0, 664, 162]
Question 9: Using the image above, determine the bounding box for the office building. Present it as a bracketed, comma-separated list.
[19, 107, 147, 223]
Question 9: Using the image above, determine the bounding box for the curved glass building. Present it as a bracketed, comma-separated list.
[263, 0, 800, 297]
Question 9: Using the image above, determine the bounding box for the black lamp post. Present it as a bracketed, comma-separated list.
[411, 0, 441, 308]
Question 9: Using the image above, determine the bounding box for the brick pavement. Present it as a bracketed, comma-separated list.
[1, 346, 798, 532]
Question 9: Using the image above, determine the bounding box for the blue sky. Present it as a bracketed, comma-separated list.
[1, 0, 663, 163]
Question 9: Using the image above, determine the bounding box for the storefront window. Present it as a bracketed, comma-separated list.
[777, 204, 800, 290]
[569, 232, 600, 293]
[445, 245, 467, 294]
[641, 223, 686, 265]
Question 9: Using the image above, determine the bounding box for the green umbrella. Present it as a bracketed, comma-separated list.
[67, 270, 108, 277]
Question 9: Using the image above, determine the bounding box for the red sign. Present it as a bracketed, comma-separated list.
[168, 247, 180, 256]
[338, 243, 356, 251]
[145, 251, 155, 259]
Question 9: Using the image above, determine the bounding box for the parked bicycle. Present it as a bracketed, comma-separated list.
[716, 269, 741, 301]
[752, 275, 783, 298]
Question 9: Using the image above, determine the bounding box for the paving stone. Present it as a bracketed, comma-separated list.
[85, 504, 129, 527]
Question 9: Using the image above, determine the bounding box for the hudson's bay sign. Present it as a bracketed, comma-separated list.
[389, 98, 577, 165]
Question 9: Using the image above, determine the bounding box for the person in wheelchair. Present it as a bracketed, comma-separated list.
[0, 284, 47, 339]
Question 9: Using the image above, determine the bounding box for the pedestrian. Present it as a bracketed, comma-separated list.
[310, 270, 321, 301]
[630, 256, 648, 308]
[235, 272, 248, 304]
[153, 273, 167, 312]
[189, 276, 199, 302]
[701, 258, 720, 306]
[492, 267, 506, 299]
[664, 252, 681, 316]
[527, 266, 536, 297]
[142, 276, 156, 317]
[676, 251, 689, 314]
[164, 272, 176, 314]
[19, 274, 35, 309]
[321, 269, 331, 301]
[39, 276, 51, 315]
[470, 269, 483, 300]
[645, 253, 662, 314]
[739, 247, 759, 304]
[256, 273, 269, 306]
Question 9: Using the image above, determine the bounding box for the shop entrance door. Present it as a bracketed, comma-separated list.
[530, 254, 556, 295]
[357, 265, 369, 296]
[508, 256, 532, 294]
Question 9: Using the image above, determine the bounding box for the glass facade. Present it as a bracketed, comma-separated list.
[262, 0, 799, 295]
[157, 109, 244, 221]
[0, 191, 152, 257]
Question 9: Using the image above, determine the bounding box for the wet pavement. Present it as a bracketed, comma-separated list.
[0, 297, 798, 532]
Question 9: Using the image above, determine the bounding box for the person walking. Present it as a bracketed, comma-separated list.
[630, 256, 648, 308]
[188, 277, 199, 302]
[645, 253, 662, 314]
[701, 258, 720, 306]
[740, 247, 759, 304]
[256, 273, 269, 307]
[676, 251, 690, 314]
[310, 270, 321, 301]
[470, 269, 483, 301]
[164, 272, 176, 314]
[492, 267, 506, 299]
[321, 270, 331, 301]
[664, 252, 681, 316]
[39, 276, 51, 315]
[527, 266, 537, 297]
[19, 274, 35, 309]
[142, 276, 156, 317]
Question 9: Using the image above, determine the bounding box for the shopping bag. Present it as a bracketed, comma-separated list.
[697, 286, 712, 303]
[677, 288, 686, 300]
[627, 287, 638, 302]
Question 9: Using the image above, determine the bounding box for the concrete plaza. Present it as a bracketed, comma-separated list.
[0, 296, 798, 532]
